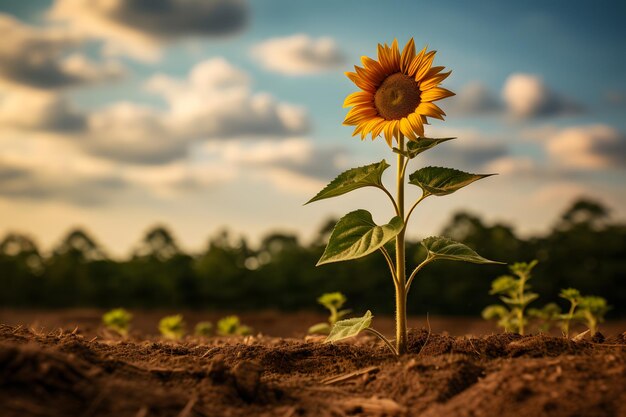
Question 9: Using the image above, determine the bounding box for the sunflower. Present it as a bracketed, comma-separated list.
[343, 38, 454, 147]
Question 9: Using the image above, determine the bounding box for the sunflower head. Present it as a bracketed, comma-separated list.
[343, 38, 454, 147]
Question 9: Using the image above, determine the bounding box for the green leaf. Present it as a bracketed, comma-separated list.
[489, 275, 517, 295]
[482, 304, 508, 320]
[317, 210, 403, 266]
[336, 309, 352, 320]
[325, 310, 372, 343]
[408, 166, 494, 197]
[308, 322, 331, 334]
[393, 137, 456, 159]
[421, 236, 503, 264]
[306, 160, 390, 204]
[317, 292, 347, 310]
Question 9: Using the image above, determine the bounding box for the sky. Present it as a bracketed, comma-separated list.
[0, 0, 625, 256]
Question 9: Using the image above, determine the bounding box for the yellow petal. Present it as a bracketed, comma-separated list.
[355, 65, 379, 86]
[346, 71, 376, 93]
[400, 38, 415, 73]
[372, 119, 387, 138]
[407, 113, 425, 137]
[360, 117, 384, 139]
[383, 120, 399, 146]
[389, 39, 400, 71]
[343, 109, 378, 125]
[377, 43, 392, 72]
[415, 102, 446, 120]
[407, 46, 427, 76]
[420, 70, 452, 91]
[399, 117, 417, 140]
[420, 87, 455, 102]
[343, 91, 374, 108]
[414, 51, 436, 82]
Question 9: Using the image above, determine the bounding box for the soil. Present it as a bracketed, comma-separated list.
[1, 316, 625, 417]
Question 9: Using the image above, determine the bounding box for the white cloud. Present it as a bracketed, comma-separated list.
[545, 124, 626, 169]
[0, 135, 127, 205]
[447, 81, 501, 115]
[502, 73, 580, 119]
[483, 156, 536, 175]
[421, 127, 509, 171]
[49, 0, 248, 61]
[77, 58, 309, 165]
[0, 14, 123, 89]
[251, 34, 345, 75]
[198, 138, 347, 193]
[0, 91, 85, 131]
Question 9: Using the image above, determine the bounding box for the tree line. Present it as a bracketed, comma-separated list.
[1, 198, 624, 317]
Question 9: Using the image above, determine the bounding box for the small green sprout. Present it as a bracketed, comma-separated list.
[482, 260, 539, 335]
[158, 314, 186, 340]
[578, 295, 610, 336]
[308, 292, 351, 334]
[559, 288, 581, 338]
[528, 302, 562, 332]
[559, 289, 610, 337]
[102, 308, 132, 336]
[194, 321, 213, 337]
[216, 315, 252, 336]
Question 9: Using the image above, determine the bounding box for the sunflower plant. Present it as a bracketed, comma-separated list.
[307, 39, 502, 355]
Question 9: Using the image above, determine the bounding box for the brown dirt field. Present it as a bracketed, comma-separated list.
[2, 308, 625, 338]
[1, 312, 625, 417]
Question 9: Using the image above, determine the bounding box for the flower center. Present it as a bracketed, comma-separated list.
[374, 73, 422, 120]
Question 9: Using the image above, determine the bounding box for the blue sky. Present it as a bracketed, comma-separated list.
[0, 0, 625, 255]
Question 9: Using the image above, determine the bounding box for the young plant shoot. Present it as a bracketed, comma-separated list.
[102, 308, 132, 336]
[217, 315, 252, 336]
[308, 292, 351, 334]
[482, 260, 539, 335]
[158, 314, 186, 340]
[307, 38, 502, 355]
[559, 289, 610, 337]
[194, 321, 214, 337]
[528, 303, 562, 332]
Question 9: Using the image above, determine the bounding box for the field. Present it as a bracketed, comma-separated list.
[1, 310, 625, 417]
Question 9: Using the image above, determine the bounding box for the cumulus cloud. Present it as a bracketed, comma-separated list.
[422, 128, 509, 171]
[78, 58, 308, 164]
[251, 34, 345, 75]
[199, 138, 347, 193]
[0, 14, 123, 89]
[502, 73, 581, 119]
[0, 92, 85, 131]
[0, 156, 127, 205]
[447, 81, 501, 115]
[546, 124, 626, 169]
[483, 156, 536, 175]
[49, 0, 248, 61]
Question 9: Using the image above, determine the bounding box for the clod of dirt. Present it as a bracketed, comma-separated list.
[506, 335, 584, 357]
[232, 360, 262, 402]
[207, 353, 228, 383]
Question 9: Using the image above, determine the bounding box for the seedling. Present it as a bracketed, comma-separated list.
[158, 314, 186, 340]
[559, 289, 610, 337]
[559, 288, 581, 338]
[578, 295, 609, 336]
[482, 260, 538, 335]
[102, 308, 132, 336]
[528, 303, 562, 332]
[307, 38, 502, 355]
[194, 321, 213, 337]
[217, 315, 252, 336]
[308, 292, 351, 334]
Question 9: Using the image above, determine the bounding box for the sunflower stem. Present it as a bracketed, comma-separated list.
[395, 134, 408, 355]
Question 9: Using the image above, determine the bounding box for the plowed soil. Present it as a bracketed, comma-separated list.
[1, 322, 625, 417]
